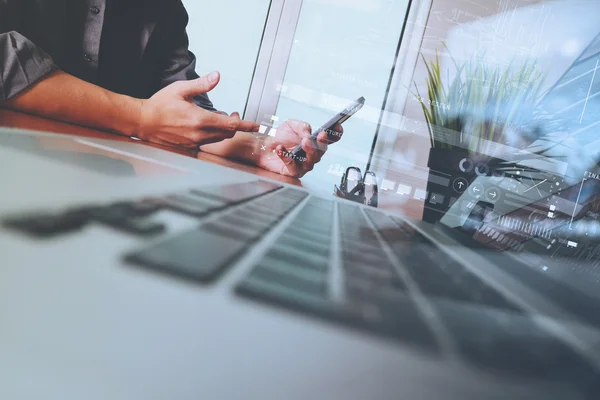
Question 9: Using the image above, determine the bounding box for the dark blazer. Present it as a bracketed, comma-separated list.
[0, 0, 215, 110]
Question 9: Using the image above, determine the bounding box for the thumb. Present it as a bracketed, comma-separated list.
[176, 71, 220, 99]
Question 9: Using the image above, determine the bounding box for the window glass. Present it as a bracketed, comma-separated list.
[182, 0, 272, 114]
[381, 0, 600, 221]
[271, 0, 411, 191]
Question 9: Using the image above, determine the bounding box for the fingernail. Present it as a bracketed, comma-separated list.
[208, 71, 219, 83]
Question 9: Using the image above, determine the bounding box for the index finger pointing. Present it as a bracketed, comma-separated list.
[201, 112, 260, 132]
[237, 119, 261, 132]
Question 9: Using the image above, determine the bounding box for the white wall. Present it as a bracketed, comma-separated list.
[182, 0, 271, 114]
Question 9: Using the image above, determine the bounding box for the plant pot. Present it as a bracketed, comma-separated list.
[422, 147, 504, 223]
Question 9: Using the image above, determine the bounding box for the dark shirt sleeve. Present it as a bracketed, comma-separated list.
[156, 1, 216, 112]
[0, 3, 57, 101]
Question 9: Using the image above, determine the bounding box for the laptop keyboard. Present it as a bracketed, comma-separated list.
[365, 209, 522, 313]
[3, 179, 597, 386]
[236, 200, 439, 351]
[126, 187, 307, 282]
[1, 180, 281, 238]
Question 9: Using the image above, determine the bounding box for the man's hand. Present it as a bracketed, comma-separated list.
[136, 71, 259, 149]
[257, 120, 343, 178]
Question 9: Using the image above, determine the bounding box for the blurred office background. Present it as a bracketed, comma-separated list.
[183, 0, 411, 194]
[182, 0, 600, 211]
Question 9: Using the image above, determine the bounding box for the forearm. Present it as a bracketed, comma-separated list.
[1, 70, 142, 137]
[200, 131, 263, 165]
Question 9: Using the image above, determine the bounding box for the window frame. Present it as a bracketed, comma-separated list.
[244, 0, 303, 122]
[368, 0, 433, 172]
[246, 0, 434, 168]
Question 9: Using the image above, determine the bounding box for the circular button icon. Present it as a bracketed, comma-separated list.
[475, 164, 490, 176]
[453, 178, 468, 193]
[459, 158, 474, 173]
[470, 183, 485, 197]
[485, 187, 501, 203]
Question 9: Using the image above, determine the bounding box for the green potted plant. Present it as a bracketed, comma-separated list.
[414, 47, 546, 222]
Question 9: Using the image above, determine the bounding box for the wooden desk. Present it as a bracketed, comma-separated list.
[0, 109, 302, 186]
[0, 109, 425, 219]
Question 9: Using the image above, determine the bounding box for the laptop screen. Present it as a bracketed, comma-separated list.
[439, 33, 600, 277]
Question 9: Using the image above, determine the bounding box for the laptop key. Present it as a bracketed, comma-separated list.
[88, 205, 166, 236]
[248, 263, 328, 297]
[264, 247, 330, 272]
[3, 200, 166, 238]
[229, 207, 279, 222]
[125, 228, 248, 283]
[98, 201, 163, 218]
[343, 292, 438, 349]
[277, 233, 331, 256]
[191, 180, 282, 203]
[158, 194, 225, 217]
[218, 214, 272, 236]
[203, 207, 282, 242]
[345, 261, 404, 285]
[130, 200, 162, 217]
[342, 246, 390, 266]
[202, 221, 262, 242]
[3, 210, 89, 238]
[284, 224, 331, 243]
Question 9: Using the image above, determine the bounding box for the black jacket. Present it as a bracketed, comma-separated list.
[0, 0, 215, 110]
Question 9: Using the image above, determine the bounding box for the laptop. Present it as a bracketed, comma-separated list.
[1, 38, 600, 400]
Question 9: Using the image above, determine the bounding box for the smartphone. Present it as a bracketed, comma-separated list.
[288, 96, 365, 161]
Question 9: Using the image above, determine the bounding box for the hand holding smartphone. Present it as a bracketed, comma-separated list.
[288, 96, 365, 162]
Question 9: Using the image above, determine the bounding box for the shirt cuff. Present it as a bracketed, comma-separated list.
[0, 31, 58, 101]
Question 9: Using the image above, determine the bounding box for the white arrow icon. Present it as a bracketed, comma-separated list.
[490, 192, 497, 198]
[457, 182, 464, 189]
